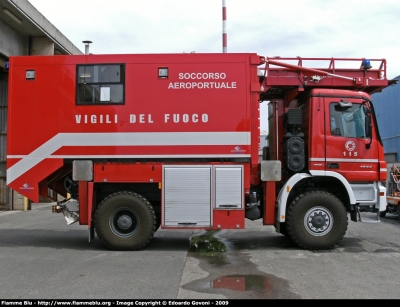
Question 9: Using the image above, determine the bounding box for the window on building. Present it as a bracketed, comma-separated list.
[77, 64, 125, 104]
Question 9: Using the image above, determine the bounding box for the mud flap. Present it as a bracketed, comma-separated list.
[350, 209, 358, 222]
[89, 226, 95, 242]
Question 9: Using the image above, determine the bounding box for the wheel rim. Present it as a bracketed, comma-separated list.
[304, 206, 333, 236]
[109, 207, 139, 238]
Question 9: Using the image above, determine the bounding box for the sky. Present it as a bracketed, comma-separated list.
[27, 0, 400, 132]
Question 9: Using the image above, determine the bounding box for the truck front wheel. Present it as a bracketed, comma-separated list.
[94, 191, 156, 251]
[286, 191, 348, 250]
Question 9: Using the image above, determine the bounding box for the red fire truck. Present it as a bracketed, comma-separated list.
[6, 53, 392, 251]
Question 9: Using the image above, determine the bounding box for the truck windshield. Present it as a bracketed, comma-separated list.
[330, 103, 367, 138]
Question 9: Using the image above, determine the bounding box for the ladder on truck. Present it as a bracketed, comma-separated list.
[258, 56, 394, 103]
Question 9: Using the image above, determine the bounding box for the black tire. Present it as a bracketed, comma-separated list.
[286, 191, 348, 250]
[379, 211, 387, 218]
[94, 191, 156, 251]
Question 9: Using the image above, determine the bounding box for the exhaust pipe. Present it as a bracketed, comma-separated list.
[82, 40, 92, 55]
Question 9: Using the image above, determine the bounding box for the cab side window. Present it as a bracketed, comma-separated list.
[330, 103, 367, 138]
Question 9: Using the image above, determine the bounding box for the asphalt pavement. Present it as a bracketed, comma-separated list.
[0, 203, 399, 299]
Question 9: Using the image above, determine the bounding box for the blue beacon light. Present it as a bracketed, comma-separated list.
[362, 59, 372, 70]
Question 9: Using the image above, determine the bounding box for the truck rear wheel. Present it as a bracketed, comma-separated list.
[94, 191, 156, 251]
[286, 191, 348, 250]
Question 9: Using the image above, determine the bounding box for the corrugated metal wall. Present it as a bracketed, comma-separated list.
[0, 74, 8, 208]
[372, 75, 400, 161]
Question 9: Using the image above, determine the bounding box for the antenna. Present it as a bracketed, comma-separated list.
[222, 0, 227, 53]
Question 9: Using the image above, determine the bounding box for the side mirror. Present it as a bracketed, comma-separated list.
[366, 122, 372, 138]
[338, 99, 352, 109]
[365, 115, 372, 149]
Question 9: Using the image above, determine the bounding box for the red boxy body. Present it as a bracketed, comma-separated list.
[6, 53, 392, 251]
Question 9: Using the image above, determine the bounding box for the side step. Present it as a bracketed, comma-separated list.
[356, 205, 380, 223]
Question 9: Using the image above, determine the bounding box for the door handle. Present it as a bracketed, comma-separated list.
[327, 163, 339, 169]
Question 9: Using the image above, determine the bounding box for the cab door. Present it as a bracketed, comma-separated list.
[325, 98, 379, 182]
